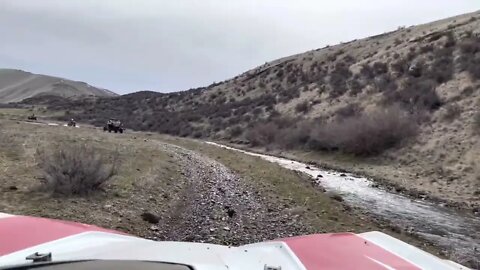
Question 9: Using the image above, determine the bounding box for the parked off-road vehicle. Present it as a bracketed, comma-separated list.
[104, 119, 124, 133]
[27, 114, 37, 121]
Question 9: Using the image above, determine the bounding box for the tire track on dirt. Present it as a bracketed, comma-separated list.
[153, 142, 314, 245]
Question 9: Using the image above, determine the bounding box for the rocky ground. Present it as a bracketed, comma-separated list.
[153, 143, 314, 244]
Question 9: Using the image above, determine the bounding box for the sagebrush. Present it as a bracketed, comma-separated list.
[36, 143, 118, 195]
[308, 107, 419, 155]
[247, 106, 418, 156]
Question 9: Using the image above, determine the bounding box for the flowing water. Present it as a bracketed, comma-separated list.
[206, 142, 480, 266]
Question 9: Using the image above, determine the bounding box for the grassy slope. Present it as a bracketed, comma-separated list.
[0, 119, 185, 237]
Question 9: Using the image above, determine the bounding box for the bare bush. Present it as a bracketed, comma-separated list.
[419, 44, 435, 54]
[295, 101, 311, 114]
[461, 86, 474, 97]
[428, 47, 454, 84]
[457, 36, 480, 80]
[328, 62, 352, 97]
[372, 62, 389, 75]
[459, 38, 480, 54]
[227, 125, 243, 138]
[442, 104, 462, 122]
[275, 122, 312, 149]
[474, 112, 480, 135]
[347, 77, 364, 96]
[246, 122, 279, 146]
[36, 143, 118, 196]
[384, 78, 442, 111]
[335, 103, 363, 119]
[308, 106, 418, 155]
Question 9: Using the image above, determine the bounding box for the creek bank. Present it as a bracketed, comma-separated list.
[224, 141, 479, 213]
[207, 141, 480, 267]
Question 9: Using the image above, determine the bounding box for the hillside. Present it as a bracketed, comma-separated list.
[0, 69, 116, 103]
[23, 11, 480, 209]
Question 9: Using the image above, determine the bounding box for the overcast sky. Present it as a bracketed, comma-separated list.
[0, 1, 478, 94]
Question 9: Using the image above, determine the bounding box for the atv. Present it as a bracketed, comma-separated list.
[67, 119, 76, 127]
[27, 114, 37, 121]
[104, 119, 124, 133]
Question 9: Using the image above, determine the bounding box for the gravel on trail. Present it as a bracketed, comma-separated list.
[148, 143, 314, 245]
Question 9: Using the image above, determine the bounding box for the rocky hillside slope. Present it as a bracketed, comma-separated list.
[23, 11, 480, 208]
[0, 69, 116, 103]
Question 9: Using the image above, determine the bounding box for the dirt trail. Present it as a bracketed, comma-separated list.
[152, 142, 313, 245]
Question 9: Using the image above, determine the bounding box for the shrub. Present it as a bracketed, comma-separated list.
[474, 112, 480, 135]
[193, 130, 204, 138]
[374, 74, 397, 92]
[461, 86, 474, 97]
[419, 44, 434, 54]
[444, 32, 456, 48]
[335, 103, 362, 119]
[391, 58, 408, 75]
[295, 101, 311, 114]
[372, 62, 389, 75]
[343, 54, 356, 63]
[246, 122, 279, 146]
[457, 36, 480, 80]
[227, 125, 243, 138]
[429, 48, 454, 83]
[275, 122, 312, 149]
[428, 32, 444, 42]
[328, 62, 352, 97]
[467, 55, 480, 80]
[347, 78, 363, 96]
[442, 104, 462, 122]
[384, 78, 442, 111]
[36, 143, 118, 196]
[459, 38, 480, 54]
[359, 64, 375, 79]
[308, 106, 418, 155]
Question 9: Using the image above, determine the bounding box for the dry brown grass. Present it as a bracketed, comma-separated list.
[0, 122, 23, 160]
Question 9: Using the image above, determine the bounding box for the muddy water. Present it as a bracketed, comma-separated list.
[206, 142, 480, 264]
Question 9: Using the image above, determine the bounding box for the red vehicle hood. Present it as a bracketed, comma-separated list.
[0, 213, 469, 269]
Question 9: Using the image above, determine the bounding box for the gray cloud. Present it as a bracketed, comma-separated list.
[0, 0, 478, 93]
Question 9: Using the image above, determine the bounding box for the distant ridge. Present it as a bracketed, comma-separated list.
[0, 68, 117, 103]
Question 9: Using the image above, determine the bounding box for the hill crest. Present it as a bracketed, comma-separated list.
[0, 69, 116, 103]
